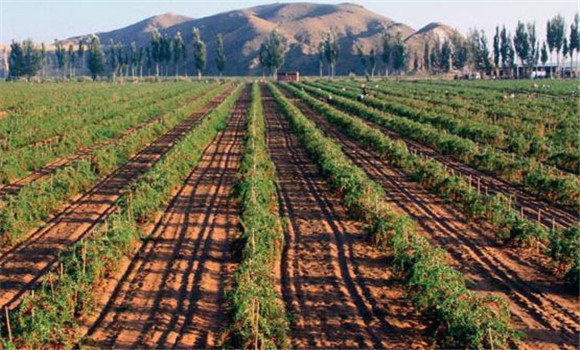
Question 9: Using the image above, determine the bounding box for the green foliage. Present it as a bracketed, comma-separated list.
[224, 83, 289, 349]
[192, 27, 207, 78]
[216, 33, 226, 75]
[87, 35, 106, 80]
[8, 39, 44, 80]
[0, 85, 243, 348]
[0, 83, 224, 248]
[269, 82, 518, 349]
[259, 30, 286, 77]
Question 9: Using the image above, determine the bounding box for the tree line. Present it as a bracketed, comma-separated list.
[6, 26, 226, 81]
[5, 12, 579, 80]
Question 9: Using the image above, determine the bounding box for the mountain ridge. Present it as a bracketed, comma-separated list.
[63, 2, 462, 75]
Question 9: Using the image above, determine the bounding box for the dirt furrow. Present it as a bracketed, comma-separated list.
[0, 88, 215, 200]
[84, 88, 247, 349]
[310, 87, 577, 229]
[0, 89, 232, 312]
[291, 97, 579, 350]
[262, 87, 430, 349]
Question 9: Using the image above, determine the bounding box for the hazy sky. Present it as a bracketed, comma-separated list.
[1, 0, 578, 44]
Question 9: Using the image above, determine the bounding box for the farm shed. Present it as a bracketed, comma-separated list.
[277, 72, 300, 82]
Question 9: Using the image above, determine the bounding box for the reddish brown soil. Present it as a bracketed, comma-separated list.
[290, 96, 580, 350]
[83, 88, 248, 349]
[0, 88, 217, 200]
[262, 87, 431, 349]
[318, 87, 577, 229]
[0, 89, 232, 312]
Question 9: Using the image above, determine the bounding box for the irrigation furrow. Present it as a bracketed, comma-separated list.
[85, 87, 248, 349]
[301, 84, 578, 229]
[0, 88, 217, 200]
[0, 89, 233, 312]
[290, 96, 580, 349]
[262, 87, 430, 349]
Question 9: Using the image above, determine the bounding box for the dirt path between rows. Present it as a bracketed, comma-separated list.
[308, 84, 578, 229]
[290, 96, 580, 350]
[83, 87, 248, 349]
[0, 87, 217, 201]
[262, 86, 431, 349]
[0, 89, 232, 312]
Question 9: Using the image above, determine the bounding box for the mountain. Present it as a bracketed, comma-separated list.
[65, 13, 192, 46]
[404, 22, 460, 53]
[64, 3, 462, 75]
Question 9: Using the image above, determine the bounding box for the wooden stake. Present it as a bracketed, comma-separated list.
[488, 328, 495, 350]
[4, 307, 12, 343]
[552, 217, 556, 231]
[537, 208, 541, 224]
[468, 175, 472, 190]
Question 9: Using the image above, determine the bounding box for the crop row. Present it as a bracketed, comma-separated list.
[268, 82, 518, 349]
[281, 82, 579, 286]
[318, 80, 579, 175]
[300, 81, 579, 208]
[0, 84, 212, 183]
[359, 81, 579, 173]
[0, 85, 243, 349]
[0, 84, 229, 248]
[224, 83, 289, 348]
[0, 83, 169, 149]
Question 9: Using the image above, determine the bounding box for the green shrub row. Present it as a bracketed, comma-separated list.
[0, 85, 230, 248]
[300, 82, 579, 208]
[329, 80, 579, 174]
[0, 85, 243, 349]
[224, 83, 289, 349]
[282, 82, 579, 284]
[268, 82, 518, 349]
[0, 84, 212, 183]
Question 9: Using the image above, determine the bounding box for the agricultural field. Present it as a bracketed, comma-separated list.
[0, 79, 578, 350]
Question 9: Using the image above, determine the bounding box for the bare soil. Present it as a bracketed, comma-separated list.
[262, 86, 431, 349]
[0, 89, 232, 312]
[83, 88, 248, 349]
[291, 96, 580, 350]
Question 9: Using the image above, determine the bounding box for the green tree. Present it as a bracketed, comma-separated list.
[67, 44, 76, 78]
[318, 41, 325, 77]
[137, 46, 145, 78]
[173, 32, 186, 77]
[430, 39, 441, 73]
[513, 21, 530, 77]
[150, 28, 162, 77]
[108, 39, 120, 81]
[129, 41, 138, 77]
[192, 27, 207, 79]
[451, 33, 468, 70]
[77, 39, 85, 73]
[526, 22, 539, 74]
[87, 35, 106, 80]
[369, 47, 377, 77]
[323, 32, 339, 79]
[500, 26, 510, 69]
[440, 40, 452, 72]
[467, 29, 492, 74]
[548, 14, 566, 70]
[40, 42, 47, 77]
[382, 32, 392, 75]
[392, 32, 407, 74]
[569, 14, 579, 68]
[54, 39, 67, 78]
[259, 29, 286, 78]
[356, 45, 368, 76]
[161, 35, 172, 76]
[493, 26, 500, 68]
[423, 41, 430, 72]
[215, 33, 226, 76]
[8, 39, 43, 81]
[541, 41, 549, 66]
